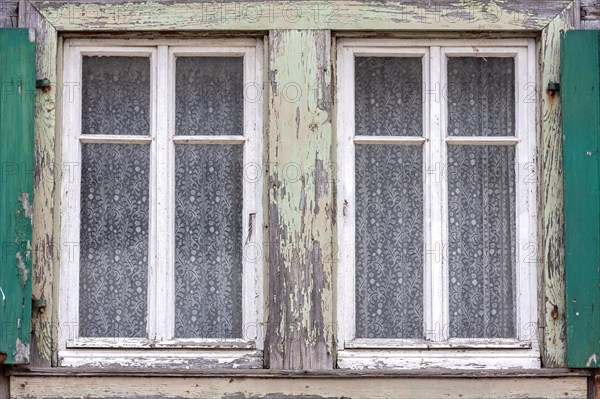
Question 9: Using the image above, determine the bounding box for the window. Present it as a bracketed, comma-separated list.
[336, 39, 537, 369]
[59, 39, 263, 368]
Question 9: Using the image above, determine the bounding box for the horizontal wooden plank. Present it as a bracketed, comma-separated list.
[10, 374, 588, 398]
[581, 5, 600, 19]
[31, 0, 574, 31]
[9, 367, 592, 378]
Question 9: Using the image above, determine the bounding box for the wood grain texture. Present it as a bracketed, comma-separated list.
[9, 373, 589, 398]
[266, 30, 334, 370]
[537, 0, 578, 368]
[17, 0, 58, 367]
[29, 0, 573, 31]
[0, 0, 18, 27]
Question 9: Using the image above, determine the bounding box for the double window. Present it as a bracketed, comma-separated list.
[336, 39, 537, 369]
[60, 38, 537, 369]
[60, 39, 263, 367]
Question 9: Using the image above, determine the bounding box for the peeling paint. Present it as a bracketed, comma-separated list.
[267, 30, 334, 370]
[15, 250, 30, 287]
[585, 353, 598, 367]
[33, 0, 573, 32]
[14, 338, 30, 364]
[18, 192, 33, 220]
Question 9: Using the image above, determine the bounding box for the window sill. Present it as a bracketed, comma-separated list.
[337, 347, 541, 370]
[8, 367, 592, 378]
[57, 348, 263, 369]
[66, 338, 256, 349]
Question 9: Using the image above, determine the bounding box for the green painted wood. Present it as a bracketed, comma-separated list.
[562, 29, 600, 368]
[0, 28, 35, 364]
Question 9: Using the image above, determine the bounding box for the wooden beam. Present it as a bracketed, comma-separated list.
[9, 373, 589, 398]
[17, 0, 58, 367]
[537, 0, 579, 368]
[266, 29, 334, 370]
[30, 0, 573, 32]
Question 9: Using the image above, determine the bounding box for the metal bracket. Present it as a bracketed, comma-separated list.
[32, 297, 47, 313]
[35, 79, 51, 90]
[547, 82, 560, 96]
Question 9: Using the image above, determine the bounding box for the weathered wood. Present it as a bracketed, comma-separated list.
[17, 0, 58, 367]
[9, 374, 589, 399]
[537, 0, 579, 368]
[266, 29, 334, 370]
[30, 0, 574, 31]
[0, 0, 18, 27]
[7, 367, 592, 378]
[0, 27, 36, 365]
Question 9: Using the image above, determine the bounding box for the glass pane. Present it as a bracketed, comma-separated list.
[355, 57, 423, 136]
[447, 57, 515, 136]
[79, 144, 150, 338]
[82, 56, 150, 136]
[448, 145, 516, 338]
[176, 57, 244, 136]
[355, 144, 424, 338]
[174, 144, 243, 338]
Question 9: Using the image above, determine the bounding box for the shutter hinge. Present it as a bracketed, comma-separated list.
[547, 82, 560, 96]
[35, 79, 51, 91]
[32, 297, 46, 313]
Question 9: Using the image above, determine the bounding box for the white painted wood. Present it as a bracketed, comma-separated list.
[155, 44, 171, 341]
[69, 39, 258, 48]
[78, 135, 153, 144]
[336, 38, 538, 369]
[337, 349, 541, 370]
[59, 39, 83, 351]
[172, 135, 246, 144]
[339, 39, 532, 48]
[66, 338, 255, 349]
[59, 39, 264, 367]
[58, 349, 263, 368]
[444, 137, 520, 145]
[345, 338, 531, 349]
[353, 136, 427, 145]
[9, 373, 589, 399]
[428, 45, 444, 342]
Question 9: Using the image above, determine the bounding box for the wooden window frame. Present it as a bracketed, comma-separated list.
[58, 38, 264, 368]
[336, 38, 539, 369]
[19, 0, 579, 369]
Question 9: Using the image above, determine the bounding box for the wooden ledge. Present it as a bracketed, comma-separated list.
[7, 367, 592, 378]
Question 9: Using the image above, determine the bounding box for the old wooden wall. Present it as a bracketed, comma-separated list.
[0, 0, 597, 387]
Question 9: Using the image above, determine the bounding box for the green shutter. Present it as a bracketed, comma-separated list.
[0, 28, 35, 364]
[562, 30, 600, 368]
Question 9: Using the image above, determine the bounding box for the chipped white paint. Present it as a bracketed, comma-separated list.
[59, 38, 264, 367]
[585, 353, 598, 367]
[15, 251, 30, 286]
[14, 339, 30, 363]
[9, 373, 589, 399]
[336, 38, 538, 369]
[18, 192, 32, 220]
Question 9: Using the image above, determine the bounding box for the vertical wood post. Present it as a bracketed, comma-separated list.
[266, 30, 334, 370]
[538, 1, 578, 367]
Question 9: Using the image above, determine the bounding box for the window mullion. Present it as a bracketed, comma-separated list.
[153, 45, 174, 341]
[427, 46, 446, 342]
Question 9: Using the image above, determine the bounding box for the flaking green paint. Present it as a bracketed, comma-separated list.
[0, 28, 35, 364]
[538, 1, 578, 368]
[32, 0, 572, 32]
[266, 30, 334, 369]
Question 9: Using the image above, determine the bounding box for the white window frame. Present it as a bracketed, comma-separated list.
[59, 38, 264, 368]
[336, 38, 538, 369]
